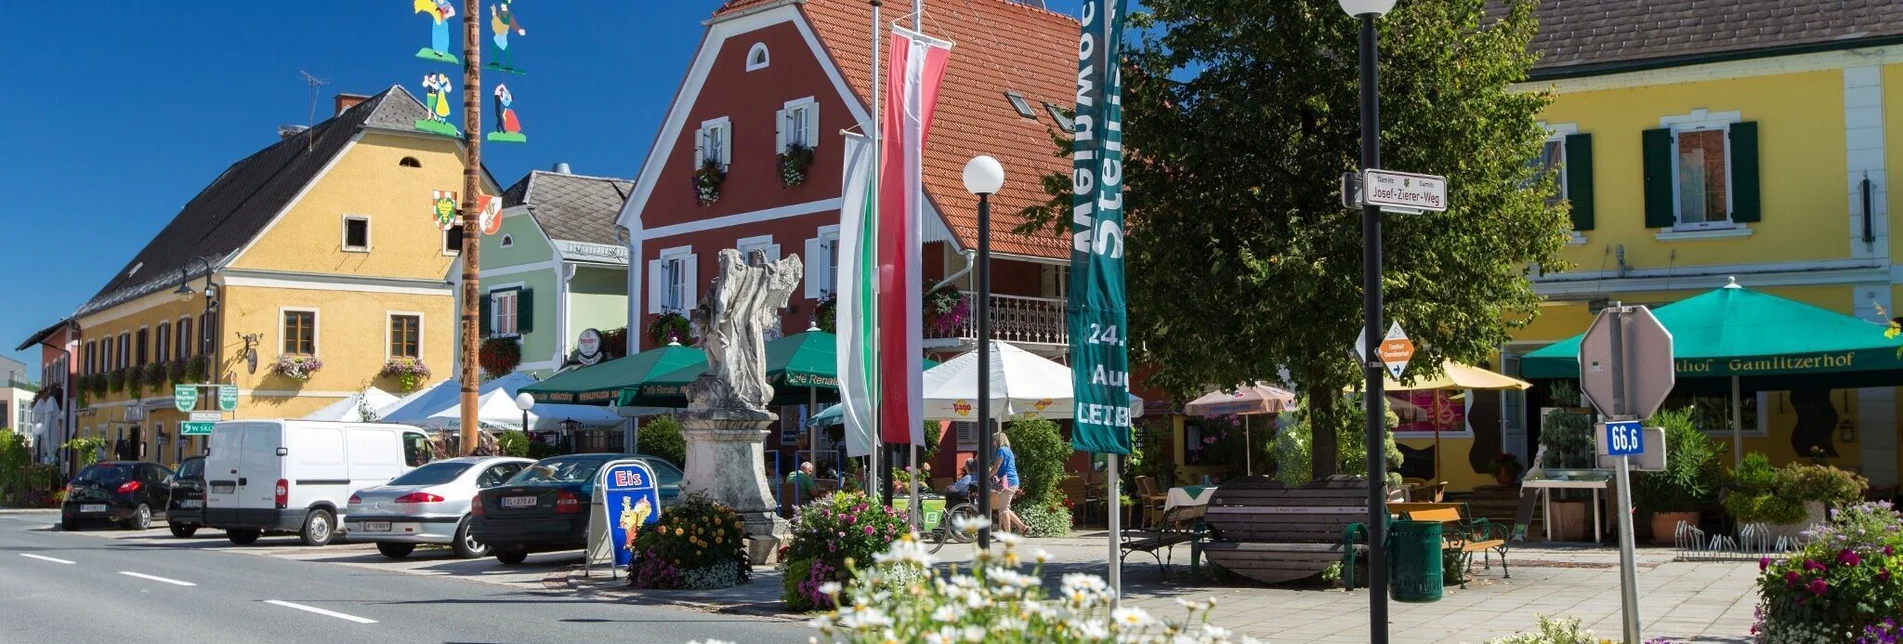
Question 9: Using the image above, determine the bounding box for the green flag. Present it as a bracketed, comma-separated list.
[1068, 0, 1133, 455]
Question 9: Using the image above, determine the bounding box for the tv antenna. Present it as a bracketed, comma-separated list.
[299, 71, 331, 127]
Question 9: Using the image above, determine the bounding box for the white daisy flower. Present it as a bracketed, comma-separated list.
[953, 515, 991, 533]
[817, 581, 842, 596]
[1112, 606, 1156, 628]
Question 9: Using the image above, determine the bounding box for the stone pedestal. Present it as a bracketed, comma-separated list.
[678, 405, 790, 565]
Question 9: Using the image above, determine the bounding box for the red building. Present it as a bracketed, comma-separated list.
[17, 318, 79, 470]
[617, 0, 1082, 479]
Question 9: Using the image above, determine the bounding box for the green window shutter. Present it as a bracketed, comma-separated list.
[479, 292, 492, 336]
[1642, 128, 1676, 228]
[1564, 133, 1594, 231]
[1730, 121, 1761, 223]
[518, 289, 535, 333]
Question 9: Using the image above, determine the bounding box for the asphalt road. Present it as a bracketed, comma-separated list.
[0, 511, 806, 644]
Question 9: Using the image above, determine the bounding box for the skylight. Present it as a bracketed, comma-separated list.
[1043, 102, 1073, 130]
[1004, 91, 1037, 120]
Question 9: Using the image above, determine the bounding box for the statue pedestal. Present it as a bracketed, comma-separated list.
[678, 406, 790, 565]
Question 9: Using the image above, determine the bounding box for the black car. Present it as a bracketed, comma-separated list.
[166, 456, 207, 538]
[62, 461, 176, 531]
[469, 453, 681, 565]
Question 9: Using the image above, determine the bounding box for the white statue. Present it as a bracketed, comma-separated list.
[688, 249, 803, 412]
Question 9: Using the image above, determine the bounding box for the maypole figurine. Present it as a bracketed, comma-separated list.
[414, 73, 460, 137]
[486, 0, 527, 74]
[413, 0, 460, 64]
[487, 84, 526, 143]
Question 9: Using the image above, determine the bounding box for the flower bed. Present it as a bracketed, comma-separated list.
[1754, 501, 1903, 641]
[629, 494, 751, 590]
[779, 491, 911, 611]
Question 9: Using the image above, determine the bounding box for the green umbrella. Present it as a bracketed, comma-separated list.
[619, 330, 940, 408]
[520, 343, 705, 405]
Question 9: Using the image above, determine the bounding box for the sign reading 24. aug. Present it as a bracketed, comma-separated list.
[602, 461, 662, 569]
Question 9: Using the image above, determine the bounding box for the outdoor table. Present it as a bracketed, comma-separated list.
[1519, 468, 1612, 544]
[1165, 485, 1217, 512]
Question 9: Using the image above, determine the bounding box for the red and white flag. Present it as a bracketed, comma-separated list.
[878, 26, 952, 446]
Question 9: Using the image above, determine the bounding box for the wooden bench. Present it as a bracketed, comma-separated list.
[1388, 502, 1511, 586]
[1119, 504, 1207, 580]
[1200, 477, 1376, 586]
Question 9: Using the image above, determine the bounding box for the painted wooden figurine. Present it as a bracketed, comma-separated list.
[486, 0, 527, 74]
[413, 0, 459, 64]
[488, 84, 526, 143]
[414, 73, 459, 137]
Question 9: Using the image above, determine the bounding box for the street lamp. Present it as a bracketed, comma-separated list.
[514, 392, 535, 434]
[174, 256, 220, 365]
[963, 155, 1004, 549]
[1342, 1, 1394, 642]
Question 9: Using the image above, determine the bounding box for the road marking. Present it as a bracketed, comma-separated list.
[264, 600, 378, 624]
[118, 571, 196, 586]
[19, 554, 75, 564]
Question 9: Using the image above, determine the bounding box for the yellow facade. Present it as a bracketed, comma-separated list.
[74, 116, 486, 468]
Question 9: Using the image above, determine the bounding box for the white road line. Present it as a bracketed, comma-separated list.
[118, 571, 196, 586]
[264, 600, 378, 624]
[19, 554, 76, 565]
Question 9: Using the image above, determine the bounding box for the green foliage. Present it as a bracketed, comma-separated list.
[1754, 502, 1903, 639]
[1632, 408, 1725, 514]
[781, 491, 911, 610]
[637, 416, 686, 467]
[1723, 455, 1867, 525]
[494, 432, 531, 458]
[1473, 614, 1599, 644]
[1779, 463, 1868, 508]
[0, 433, 52, 506]
[1273, 395, 1401, 486]
[1127, 417, 1175, 491]
[106, 368, 126, 394]
[1546, 381, 1581, 408]
[1003, 417, 1068, 507]
[62, 437, 108, 468]
[1011, 498, 1073, 538]
[1537, 408, 1595, 469]
[1016, 0, 1568, 479]
[140, 362, 167, 388]
[629, 493, 750, 589]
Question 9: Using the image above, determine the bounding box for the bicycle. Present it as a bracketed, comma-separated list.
[926, 497, 983, 554]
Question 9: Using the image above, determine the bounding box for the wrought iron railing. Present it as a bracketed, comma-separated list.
[925, 294, 1068, 346]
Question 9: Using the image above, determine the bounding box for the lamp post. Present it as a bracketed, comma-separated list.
[963, 155, 1004, 549]
[514, 392, 535, 435]
[1340, 0, 1395, 642]
[173, 255, 219, 458]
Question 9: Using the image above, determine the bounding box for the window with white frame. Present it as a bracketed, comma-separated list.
[116, 332, 129, 370]
[281, 310, 317, 355]
[176, 317, 192, 359]
[648, 247, 697, 315]
[389, 314, 421, 359]
[1535, 136, 1567, 203]
[746, 43, 770, 71]
[491, 290, 519, 337]
[342, 216, 370, 252]
[736, 234, 780, 262]
[778, 98, 818, 152]
[665, 259, 686, 310]
[803, 227, 839, 300]
[696, 117, 731, 169]
[1674, 126, 1731, 226]
[156, 323, 171, 364]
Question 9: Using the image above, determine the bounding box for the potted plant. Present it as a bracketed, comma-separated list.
[379, 357, 432, 392]
[692, 158, 725, 206]
[271, 354, 323, 382]
[1632, 408, 1724, 544]
[106, 368, 127, 394]
[141, 362, 168, 389]
[478, 337, 522, 378]
[778, 142, 814, 187]
[1491, 453, 1523, 486]
[1724, 454, 1868, 541]
[1537, 404, 1596, 541]
[647, 310, 692, 347]
[628, 493, 752, 590]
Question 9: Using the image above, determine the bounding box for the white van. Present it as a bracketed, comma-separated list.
[204, 420, 434, 546]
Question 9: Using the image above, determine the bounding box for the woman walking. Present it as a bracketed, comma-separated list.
[989, 431, 1029, 534]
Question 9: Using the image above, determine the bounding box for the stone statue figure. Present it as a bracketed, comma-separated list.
[686, 248, 803, 412]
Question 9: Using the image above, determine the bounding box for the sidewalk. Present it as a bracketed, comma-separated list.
[564, 535, 1759, 644]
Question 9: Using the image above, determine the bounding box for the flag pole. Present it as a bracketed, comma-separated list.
[906, 0, 924, 528]
[867, 0, 883, 500]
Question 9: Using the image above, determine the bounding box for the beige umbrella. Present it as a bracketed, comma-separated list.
[1185, 383, 1298, 476]
[1381, 360, 1531, 482]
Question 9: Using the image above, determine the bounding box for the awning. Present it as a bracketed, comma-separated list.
[1522, 280, 1903, 390]
[519, 344, 705, 405]
[620, 330, 937, 408]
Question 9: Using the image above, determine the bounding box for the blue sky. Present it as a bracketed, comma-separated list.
[0, 0, 1093, 371]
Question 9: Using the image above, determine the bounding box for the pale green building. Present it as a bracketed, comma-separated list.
[479, 166, 635, 377]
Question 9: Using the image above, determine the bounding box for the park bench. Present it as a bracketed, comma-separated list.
[1388, 501, 1511, 586]
[1119, 503, 1207, 581]
[1200, 477, 1375, 586]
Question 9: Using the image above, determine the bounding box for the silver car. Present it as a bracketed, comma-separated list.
[344, 456, 533, 559]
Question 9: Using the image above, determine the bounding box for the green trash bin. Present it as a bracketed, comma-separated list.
[1389, 520, 1444, 603]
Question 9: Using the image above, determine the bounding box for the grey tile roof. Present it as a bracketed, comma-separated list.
[1527, 0, 1903, 78]
[500, 170, 633, 247]
[73, 86, 457, 320]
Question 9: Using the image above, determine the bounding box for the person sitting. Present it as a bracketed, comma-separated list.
[944, 458, 977, 506]
[786, 461, 818, 506]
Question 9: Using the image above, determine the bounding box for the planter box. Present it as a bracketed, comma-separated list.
[1548, 499, 1589, 542]
[1757, 501, 1829, 544]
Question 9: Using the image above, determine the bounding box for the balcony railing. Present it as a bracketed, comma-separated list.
[925, 294, 1068, 346]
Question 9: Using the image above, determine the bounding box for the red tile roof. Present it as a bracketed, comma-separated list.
[792, 0, 1080, 260]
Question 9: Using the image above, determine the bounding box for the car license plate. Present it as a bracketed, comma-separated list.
[180, 500, 202, 509]
[80, 504, 107, 513]
[211, 483, 235, 494]
[362, 521, 392, 532]
[500, 496, 537, 509]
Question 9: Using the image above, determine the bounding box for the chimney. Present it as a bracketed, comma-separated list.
[278, 125, 311, 140]
[551, 162, 573, 174]
[334, 93, 371, 116]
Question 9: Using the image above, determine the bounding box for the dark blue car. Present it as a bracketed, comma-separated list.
[468, 453, 682, 564]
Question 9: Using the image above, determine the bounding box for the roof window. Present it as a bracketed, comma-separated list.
[1004, 91, 1037, 120]
[1043, 102, 1073, 130]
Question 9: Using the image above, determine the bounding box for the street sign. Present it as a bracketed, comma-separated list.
[1341, 172, 1363, 210]
[1361, 169, 1448, 214]
[174, 386, 198, 412]
[218, 385, 239, 412]
[190, 411, 222, 422]
[180, 422, 215, 436]
[1579, 306, 1675, 419]
[1598, 426, 1667, 472]
[1378, 322, 1415, 379]
[1603, 420, 1644, 456]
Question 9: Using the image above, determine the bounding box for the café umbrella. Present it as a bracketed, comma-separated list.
[1183, 383, 1297, 476]
[1381, 360, 1531, 482]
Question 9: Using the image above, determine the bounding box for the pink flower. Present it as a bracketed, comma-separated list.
[1840, 549, 1862, 567]
[1880, 568, 1893, 583]
[1803, 559, 1827, 572]
[863, 525, 875, 535]
[1887, 546, 1896, 557]
[1808, 579, 1829, 596]
[1784, 571, 1801, 587]
[1759, 557, 1771, 571]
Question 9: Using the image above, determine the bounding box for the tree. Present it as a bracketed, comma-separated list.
[1020, 0, 1569, 478]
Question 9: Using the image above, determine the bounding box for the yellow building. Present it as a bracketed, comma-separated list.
[69, 89, 495, 467]
[1401, 5, 1903, 492]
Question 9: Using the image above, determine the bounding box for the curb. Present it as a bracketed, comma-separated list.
[550, 567, 804, 622]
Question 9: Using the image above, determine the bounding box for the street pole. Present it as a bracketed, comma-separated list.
[1607, 302, 1643, 643]
[975, 190, 993, 550]
[457, 0, 484, 454]
[1355, 11, 1389, 644]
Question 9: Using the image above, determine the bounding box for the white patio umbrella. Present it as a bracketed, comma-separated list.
[424, 387, 629, 431]
[302, 387, 402, 422]
[1184, 383, 1298, 476]
[919, 340, 1144, 422]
